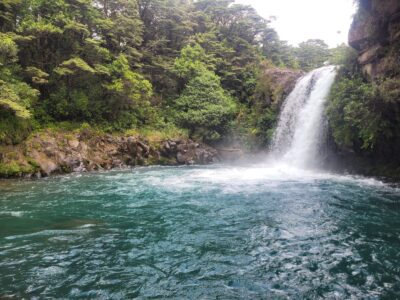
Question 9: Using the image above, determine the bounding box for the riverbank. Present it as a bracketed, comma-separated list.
[0, 127, 220, 179]
[2, 126, 399, 181]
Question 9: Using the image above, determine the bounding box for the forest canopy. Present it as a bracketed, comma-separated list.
[0, 0, 343, 145]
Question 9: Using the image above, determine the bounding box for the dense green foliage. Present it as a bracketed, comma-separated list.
[327, 48, 400, 163]
[0, 32, 39, 143]
[295, 39, 330, 71]
[0, 0, 336, 146]
[175, 70, 236, 142]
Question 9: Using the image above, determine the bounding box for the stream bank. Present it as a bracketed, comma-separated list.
[0, 129, 220, 178]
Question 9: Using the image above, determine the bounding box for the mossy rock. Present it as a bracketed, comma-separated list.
[157, 156, 177, 165]
[0, 161, 38, 178]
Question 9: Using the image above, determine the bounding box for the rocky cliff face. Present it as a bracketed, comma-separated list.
[330, 0, 400, 179]
[260, 67, 304, 105]
[349, 0, 400, 78]
[0, 130, 219, 178]
[217, 66, 303, 153]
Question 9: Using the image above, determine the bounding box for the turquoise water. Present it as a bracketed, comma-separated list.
[1, 165, 400, 299]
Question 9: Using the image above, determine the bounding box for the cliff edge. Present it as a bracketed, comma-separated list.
[349, 0, 400, 78]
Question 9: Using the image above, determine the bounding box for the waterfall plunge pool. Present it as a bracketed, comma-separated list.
[1, 164, 400, 299]
[1, 66, 398, 298]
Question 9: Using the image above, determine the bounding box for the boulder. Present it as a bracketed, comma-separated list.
[0, 128, 221, 178]
[176, 152, 187, 164]
[68, 139, 80, 149]
[31, 152, 59, 176]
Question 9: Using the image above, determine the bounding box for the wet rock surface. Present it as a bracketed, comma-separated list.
[263, 68, 304, 98]
[349, 0, 400, 78]
[161, 139, 218, 165]
[0, 131, 220, 178]
[257, 67, 304, 107]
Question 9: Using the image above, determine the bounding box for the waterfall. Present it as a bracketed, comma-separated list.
[270, 66, 337, 169]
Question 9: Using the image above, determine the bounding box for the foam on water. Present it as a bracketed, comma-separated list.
[1, 165, 400, 298]
[1, 65, 400, 298]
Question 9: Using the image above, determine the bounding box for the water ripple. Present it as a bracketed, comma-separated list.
[1, 165, 400, 298]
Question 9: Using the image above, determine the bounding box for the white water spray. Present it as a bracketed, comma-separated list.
[270, 66, 337, 169]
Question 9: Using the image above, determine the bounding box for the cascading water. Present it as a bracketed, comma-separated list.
[270, 66, 337, 169]
[2, 67, 400, 300]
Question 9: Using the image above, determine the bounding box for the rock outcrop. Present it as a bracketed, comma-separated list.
[259, 67, 304, 106]
[263, 68, 304, 97]
[0, 130, 219, 178]
[349, 0, 400, 78]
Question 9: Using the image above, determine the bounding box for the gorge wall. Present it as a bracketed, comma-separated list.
[349, 0, 400, 79]
[327, 0, 400, 178]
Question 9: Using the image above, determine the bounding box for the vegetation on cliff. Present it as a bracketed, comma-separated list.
[0, 0, 342, 147]
[327, 0, 400, 176]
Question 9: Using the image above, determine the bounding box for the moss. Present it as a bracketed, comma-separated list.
[26, 157, 39, 169]
[58, 139, 67, 148]
[0, 161, 37, 178]
[5, 151, 19, 160]
[60, 164, 73, 173]
[125, 126, 188, 144]
[157, 156, 177, 165]
[31, 141, 42, 150]
[63, 133, 75, 141]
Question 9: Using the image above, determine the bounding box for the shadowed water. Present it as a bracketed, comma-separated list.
[1, 165, 400, 299]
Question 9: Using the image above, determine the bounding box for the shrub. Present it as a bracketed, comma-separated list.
[174, 70, 236, 142]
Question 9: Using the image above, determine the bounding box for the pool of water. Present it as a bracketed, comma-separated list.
[1, 164, 400, 298]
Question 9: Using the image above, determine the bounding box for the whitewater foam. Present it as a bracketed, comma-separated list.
[271, 66, 337, 169]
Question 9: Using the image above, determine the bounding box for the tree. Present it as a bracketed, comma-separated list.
[295, 39, 330, 71]
[0, 33, 38, 144]
[261, 28, 298, 68]
[97, 0, 144, 66]
[174, 70, 236, 142]
[0, 0, 305, 147]
[0, 0, 22, 31]
[329, 43, 357, 66]
[104, 54, 153, 127]
[138, 0, 194, 96]
[173, 43, 215, 92]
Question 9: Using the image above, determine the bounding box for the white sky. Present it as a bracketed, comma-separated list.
[235, 0, 357, 48]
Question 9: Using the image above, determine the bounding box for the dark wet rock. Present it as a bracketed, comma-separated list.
[263, 68, 304, 95]
[176, 152, 187, 164]
[172, 140, 219, 165]
[0, 131, 220, 178]
[349, 0, 400, 77]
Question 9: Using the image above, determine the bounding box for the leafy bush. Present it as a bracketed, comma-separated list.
[0, 160, 38, 177]
[327, 74, 377, 149]
[0, 52, 38, 144]
[0, 111, 32, 144]
[173, 44, 212, 82]
[174, 70, 236, 142]
[104, 55, 154, 126]
[327, 68, 400, 158]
